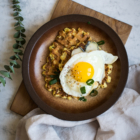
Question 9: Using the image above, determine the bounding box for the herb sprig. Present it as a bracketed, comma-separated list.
[0, 0, 26, 86]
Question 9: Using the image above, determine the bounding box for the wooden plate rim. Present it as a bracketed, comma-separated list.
[22, 14, 128, 121]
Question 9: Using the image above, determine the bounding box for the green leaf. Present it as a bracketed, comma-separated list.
[18, 52, 24, 55]
[17, 43, 23, 47]
[13, 43, 18, 49]
[14, 22, 19, 26]
[18, 21, 24, 26]
[14, 43, 23, 48]
[9, 66, 15, 73]
[13, 1, 20, 4]
[4, 65, 14, 73]
[16, 38, 24, 42]
[13, 49, 22, 53]
[4, 65, 10, 71]
[21, 33, 26, 37]
[13, 0, 20, 4]
[14, 21, 23, 26]
[21, 39, 26, 45]
[14, 31, 20, 38]
[14, 16, 23, 21]
[13, 12, 19, 16]
[13, 5, 20, 9]
[16, 38, 26, 45]
[21, 28, 25, 32]
[13, 0, 19, 2]
[13, 63, 20, 68]
[0, 71, 11, 80]
[9, 74, 12, 80]
[10, 55, 16, 60]
[15, 54, 22, 61]
[17, 8, 21, 12]
[10, 60, 17, 65]
[16, 40, 19, 44]
[0, 76, 6, 86]
[13, 8, 21, 11]
[15, 26, 24, 31]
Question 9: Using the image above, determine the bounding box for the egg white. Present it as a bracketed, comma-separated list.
[59, 50, 118, 97]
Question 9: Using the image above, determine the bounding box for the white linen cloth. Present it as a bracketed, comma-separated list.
[15, 64, 140, 140]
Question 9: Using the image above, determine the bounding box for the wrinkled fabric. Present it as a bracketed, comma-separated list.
[15, 64, 140, 140]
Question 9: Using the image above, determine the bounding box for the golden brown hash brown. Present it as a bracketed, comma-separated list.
[42, 28, 113, 100]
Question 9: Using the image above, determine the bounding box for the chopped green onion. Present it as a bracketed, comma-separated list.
[97, 40, 105, 45]
[86, 79, 94, 86]
[56, 68, 60, 72]
[90, 90, 98, 97]
[87, 21, 91, 24]
[79, 47, 85, 52]
[49, 69, 60, 85]
[54, 71, 60, 75]
[79, 97, 87, 102]
[49, 79, 57, 85]
[80, 86, 86, 94]
[49, 75, 59, 79]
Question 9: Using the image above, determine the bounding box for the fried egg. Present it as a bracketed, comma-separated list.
[59, 50, 118, 97]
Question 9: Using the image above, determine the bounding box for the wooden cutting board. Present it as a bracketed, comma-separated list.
[10, 0, 132, 116]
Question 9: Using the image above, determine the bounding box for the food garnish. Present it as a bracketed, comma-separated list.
[97, 40, 105, 45]
[90, 89, 98, 97]
[49, 79, 57, 85]
[87, 21, 91, 24]
[80, 86, 86, 94]
[79, 97, 87, 102]
[42, 28, 115, 101]
[49, 69, 60, 85]
[86, 79, 94, 86]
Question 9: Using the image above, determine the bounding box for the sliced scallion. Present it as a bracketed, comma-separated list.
[49, 79, 57, 85]
[80, 86, 86, 94]
[87, 21, 91, 24]
[90, 89, 98, 97]
[49, 75, 59, 79]
[54, 71, 60, 75]
[86, 79, 94, 86]
[79, 97, 87, 102]
[97, 40, 105, 45]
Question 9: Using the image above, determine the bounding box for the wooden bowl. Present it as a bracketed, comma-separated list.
[22, 15, 128, 121]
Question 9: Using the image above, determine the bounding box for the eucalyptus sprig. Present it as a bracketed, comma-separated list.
[0, 0, 26, 86]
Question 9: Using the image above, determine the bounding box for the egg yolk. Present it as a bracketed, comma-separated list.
[72, 62, 94, 82]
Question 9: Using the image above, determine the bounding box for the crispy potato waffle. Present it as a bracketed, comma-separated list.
[42, 27, 113, 100]
[56, 28, 92, 47]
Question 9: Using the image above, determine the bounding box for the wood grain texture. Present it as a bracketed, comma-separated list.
[10, 81, 37, 115]
[51, 0, 132, 44]
[10, 0, 132, 116]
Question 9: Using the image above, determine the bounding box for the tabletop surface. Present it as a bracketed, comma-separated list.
[0, 0, 140, 139]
